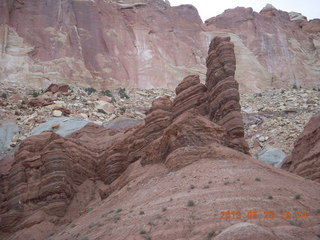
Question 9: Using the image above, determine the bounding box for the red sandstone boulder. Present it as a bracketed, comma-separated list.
[27, 98, 54, 107]
[45, 84, 69, 94]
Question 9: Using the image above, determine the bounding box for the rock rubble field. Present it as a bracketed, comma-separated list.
[1, 83, 319, 162]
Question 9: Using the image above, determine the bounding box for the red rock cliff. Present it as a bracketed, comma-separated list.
[1, 1, 319, 91]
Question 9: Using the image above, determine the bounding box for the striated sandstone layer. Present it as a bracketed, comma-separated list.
[281, 114, 320, 183]
[1, 37, 320, 240]
[1, 1, 320, 91]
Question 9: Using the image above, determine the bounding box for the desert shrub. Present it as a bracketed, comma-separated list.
[116, 208, 122, 213]
[84, 87, 96, 95]
[30, 90, 41, 98]
[294, 193, 301, 199]
[118, 88, 129, 99]
[187, 200, 195, 207]
[101, 89, 115, 101]
[1, 92, 7, 99]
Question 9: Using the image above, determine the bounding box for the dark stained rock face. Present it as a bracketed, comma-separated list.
[281, 114, 320, 182]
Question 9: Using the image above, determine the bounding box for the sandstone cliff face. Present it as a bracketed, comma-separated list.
[0, 0, 206, 89]
[205, 6, 320, 88]
[281, 114, 320, 182]
[1, 1, 319, 91]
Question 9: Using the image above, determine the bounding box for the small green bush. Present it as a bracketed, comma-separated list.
[119, 107, 126, 114]
[101, 90, 113, 97]
[292, 84, 298, 89]
[1, 92, 7, 99]
[84, 87, 97, 95]
[118, 88, 129, 99]
[30, 90, 41, 98]
[255, 177, 261, 182]
[294, 193, 301, 199]
[207, 230, 215, 238]
[187, 200, 195, 207]
[113, 215, 120, 222]
[116, 208, 122, 213]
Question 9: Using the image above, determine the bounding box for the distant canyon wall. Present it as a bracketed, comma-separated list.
[0, 0, 319, 92]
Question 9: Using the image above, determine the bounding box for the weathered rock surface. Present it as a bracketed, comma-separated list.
[281, 114, 320, 182]
[206, 36, 248, 153]
[1, 1, 319, 91]
[205, 6, 320, 89]
[45, 84, 69, 94]
[257, 148, 286, 167]
[0, 120, 19, 155]
[1, 37, 320, 240]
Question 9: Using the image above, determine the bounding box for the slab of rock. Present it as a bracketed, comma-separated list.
[31, 117, 89, 137]
[257, 148, 286, 167]
[45, 83, 69, 94]
[28, 98, 54, 108]
[95, 101, 114, 114]
[0, 121, 20, 155]
[103, 117, 143, 131]
[52, 110, 62, 117]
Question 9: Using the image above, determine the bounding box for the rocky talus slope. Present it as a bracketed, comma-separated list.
[1, 0, 319, 91]
[241, 87, 320, 156]
[1, 37, 320, 240]
[281, 114, 320, 183]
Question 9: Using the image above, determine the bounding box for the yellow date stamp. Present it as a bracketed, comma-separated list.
[220, 211, 308, 220]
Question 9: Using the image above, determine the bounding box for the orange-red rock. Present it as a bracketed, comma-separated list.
[45, 84, 69, 94]
[1, 1, 319, 91]
[281, 114, 320, 182]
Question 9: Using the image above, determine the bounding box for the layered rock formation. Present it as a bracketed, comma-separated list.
[1, 37, 320, 240]
[0, 36, 248, 234]
[281, 114, 320, 182]
[1, 0, 319, 91]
